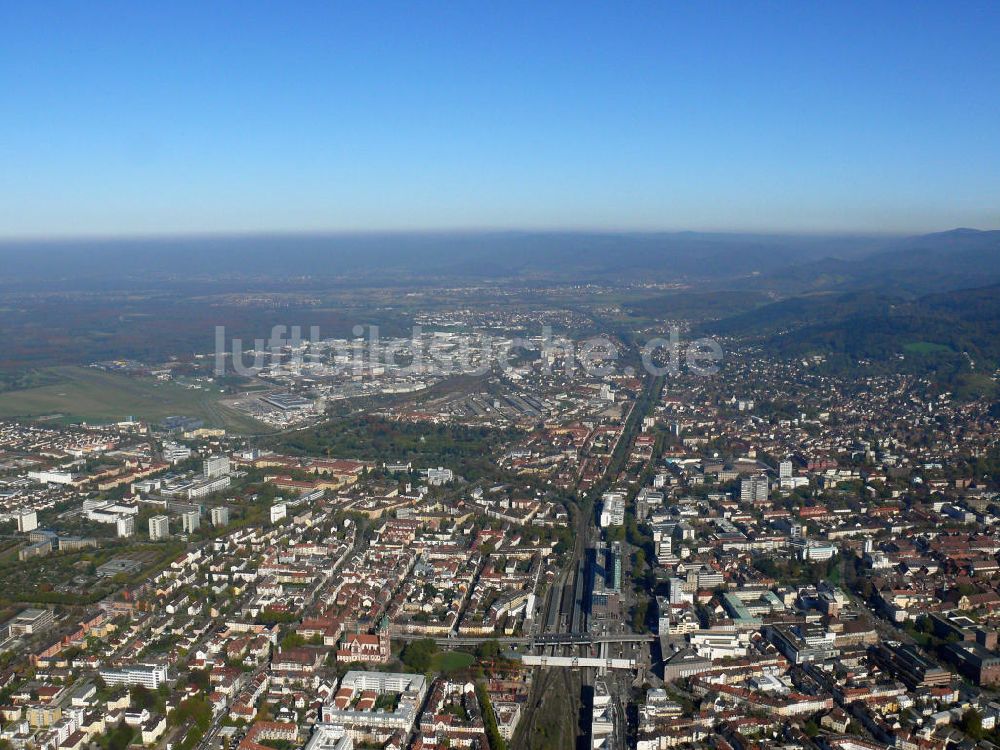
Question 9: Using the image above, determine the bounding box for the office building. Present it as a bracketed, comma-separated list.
[5, 608, 54, 636]
[599, 491, 626, 527]
[162, 442, 192, 463]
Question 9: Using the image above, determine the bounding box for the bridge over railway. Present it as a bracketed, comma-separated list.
[392, 632, 656, 647]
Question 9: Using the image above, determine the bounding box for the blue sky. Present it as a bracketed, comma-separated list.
[1, 2, 998, 237]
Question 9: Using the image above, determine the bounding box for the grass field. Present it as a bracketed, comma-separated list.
[431, 650, 476, 673]
[0, 366, 262, 432]
[903, 341, 953, 355]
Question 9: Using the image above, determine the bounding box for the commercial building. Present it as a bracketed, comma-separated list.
[944, 641, 1000, 686]
[263, 392, 313, 412]
[320, 671, 427, 744]
[5, 608, 55, 636]
[765, 624, 838, 664]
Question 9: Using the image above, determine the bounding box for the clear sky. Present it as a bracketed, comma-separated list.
[2, 1, 998, 237]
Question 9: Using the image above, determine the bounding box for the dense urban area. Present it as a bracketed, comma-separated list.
[4, 0, 999, 747]
[0, 278, 999, 750]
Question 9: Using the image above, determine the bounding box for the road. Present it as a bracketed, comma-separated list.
[199, 662, 268, 750]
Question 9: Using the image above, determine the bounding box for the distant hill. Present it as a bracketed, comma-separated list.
[0, 230, 887, 291]
[3, 227, 995, 296]
[735, 228, 1000, 296]
[700, 282, 1000, 397]
[856, 228, 1000, 294]
[705, 289, 898, 337]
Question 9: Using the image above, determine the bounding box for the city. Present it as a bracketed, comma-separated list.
[2, 3, 999, 750]
[1, 298, 1000, 749]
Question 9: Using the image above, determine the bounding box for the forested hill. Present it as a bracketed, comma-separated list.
[701, 282, 1000, 398]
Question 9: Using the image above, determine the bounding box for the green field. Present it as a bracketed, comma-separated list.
[0, 366, 262, 432]
[902, 341, 953, 355]
[431, 650, 476, 673]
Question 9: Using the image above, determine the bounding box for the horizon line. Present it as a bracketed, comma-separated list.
[0, 224, 990, 244]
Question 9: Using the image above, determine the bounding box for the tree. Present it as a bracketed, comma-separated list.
[401, 639, 439, 673]
[98, 722, 135, 750]
[631, 600, 649, 633]
[170, 697, 212, 732]
[961, 708, 984, 740]
[130, 685, 155, 710]
[476, 640, 500, 660]
[187, 668, 210, 692]
[476, 682, 508, 750]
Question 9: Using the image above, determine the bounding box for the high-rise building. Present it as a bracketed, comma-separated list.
[740, 475, 770, 504]
[779, 460, 793, 479]
[210, 506, 230, 527]
[16, 510, 38, 533]
[203, 455, 230, 479]
[181, 510, 200, 533]
[116, 516, 135, 538]
[609, 541, 623, 592]
[149, 515, 170, 541]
